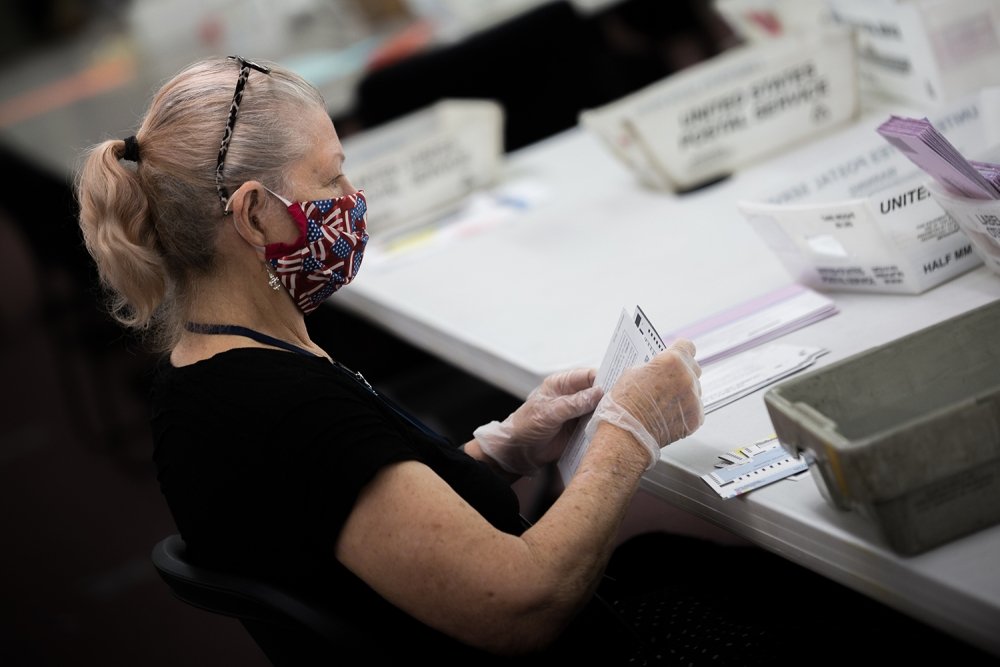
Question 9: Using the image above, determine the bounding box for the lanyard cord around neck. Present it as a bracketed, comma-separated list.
[185, 322, 376, 393]
[185, 322, 316, 357]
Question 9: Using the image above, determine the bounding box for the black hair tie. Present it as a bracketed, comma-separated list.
[122, 135, 140, 162]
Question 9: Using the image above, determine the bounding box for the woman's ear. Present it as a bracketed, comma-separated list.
[227, 181, 268, 248]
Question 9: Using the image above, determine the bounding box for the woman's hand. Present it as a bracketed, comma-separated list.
[586, 339, 703, 470]
[472, 368, 603, 476]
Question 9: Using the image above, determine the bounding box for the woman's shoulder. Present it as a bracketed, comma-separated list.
[161, 346, 332, 372]
[153, 347, 365, 396]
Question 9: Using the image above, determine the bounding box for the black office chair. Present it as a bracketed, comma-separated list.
[151, 534, 387, 664]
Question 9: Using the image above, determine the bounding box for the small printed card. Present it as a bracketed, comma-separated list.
[702, 435, 809, 499]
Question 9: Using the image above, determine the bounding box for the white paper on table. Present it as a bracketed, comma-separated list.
[736, 92, 1000, 294]
[663, 283, 837, 365]
[739, 184, 983, 293]
[700, 343, 828, 413]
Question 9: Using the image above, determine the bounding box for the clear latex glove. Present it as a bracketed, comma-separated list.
[586, 339, 703, 471]
[473, 368, 604, 476]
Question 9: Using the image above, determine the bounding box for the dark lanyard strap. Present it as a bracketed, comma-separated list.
[185, 322, 373, 389]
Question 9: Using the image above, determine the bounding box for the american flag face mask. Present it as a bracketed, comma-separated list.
[260, 186, 369, 314]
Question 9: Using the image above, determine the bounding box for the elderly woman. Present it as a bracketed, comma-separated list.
[74, 55, 786, 665]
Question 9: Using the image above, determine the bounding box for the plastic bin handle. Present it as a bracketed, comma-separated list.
[793, 401, 839, 433]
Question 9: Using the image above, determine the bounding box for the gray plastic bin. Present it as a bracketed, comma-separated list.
[764, 299, 1000, 555]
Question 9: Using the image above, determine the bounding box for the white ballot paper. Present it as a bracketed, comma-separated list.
[558, 307, 666, 484]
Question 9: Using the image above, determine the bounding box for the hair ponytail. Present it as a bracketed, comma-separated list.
[75, 137, 167, 335]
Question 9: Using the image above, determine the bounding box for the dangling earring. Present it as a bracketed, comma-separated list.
[265, 262, 281, 290]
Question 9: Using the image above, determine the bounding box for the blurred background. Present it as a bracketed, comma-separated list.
[8, 1, 994, 665]
[0, 1, 739, 664]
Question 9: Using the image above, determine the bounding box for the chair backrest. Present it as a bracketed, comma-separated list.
[151, 534, 384, 663]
